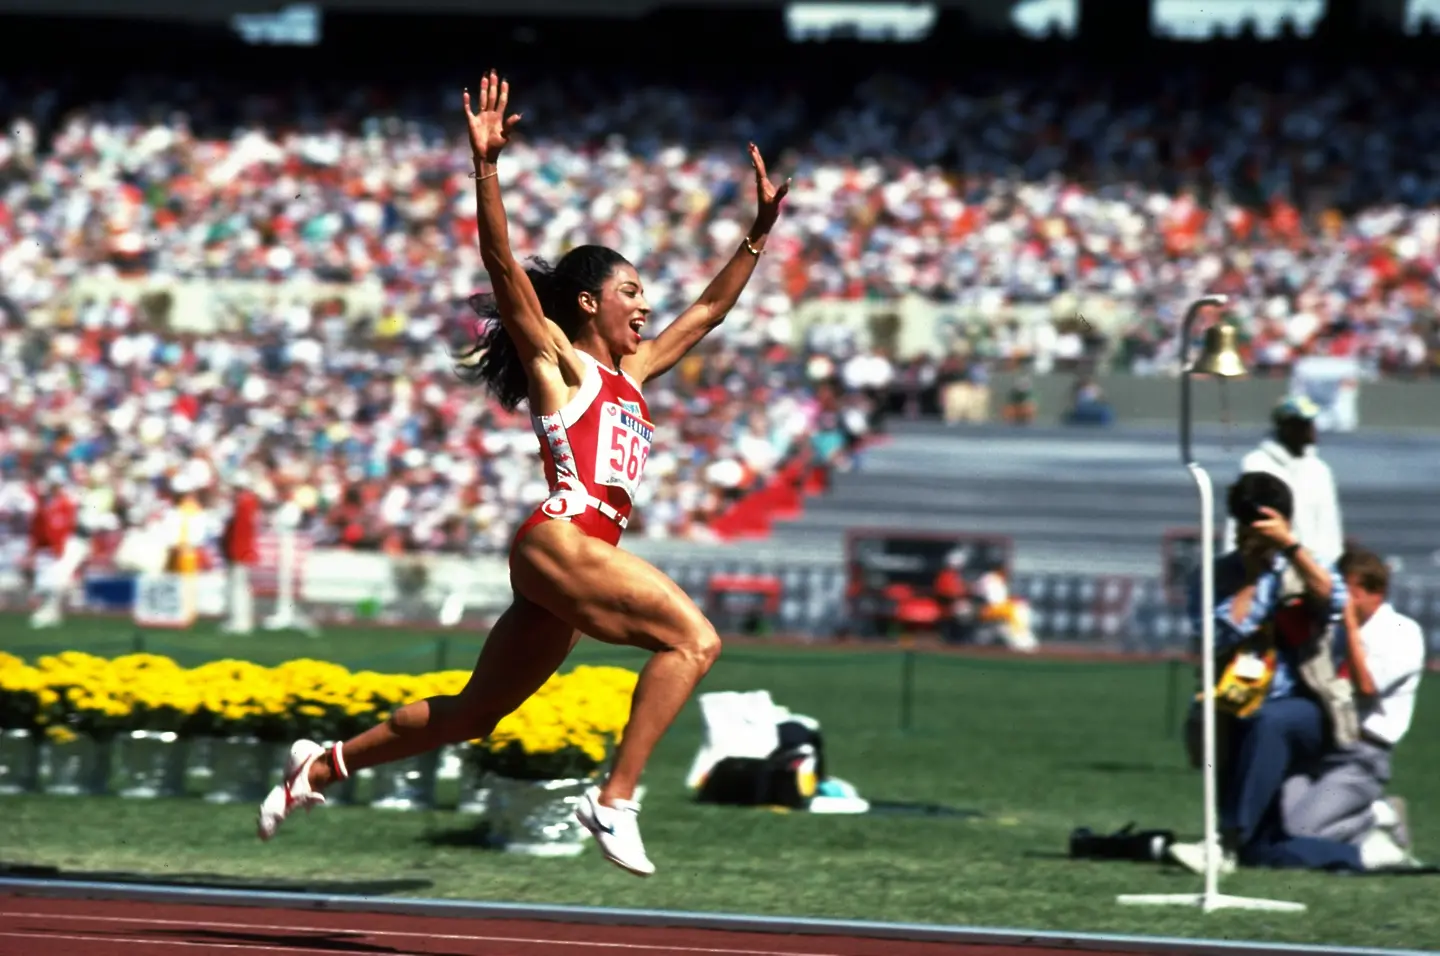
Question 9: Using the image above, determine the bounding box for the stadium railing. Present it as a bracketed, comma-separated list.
[5, 532, 1438, 656]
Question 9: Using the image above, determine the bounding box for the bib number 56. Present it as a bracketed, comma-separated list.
[610, 428, 648, 483]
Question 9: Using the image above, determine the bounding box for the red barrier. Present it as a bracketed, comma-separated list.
[707, 572, 783, 615]
[709, 454, 827, 541]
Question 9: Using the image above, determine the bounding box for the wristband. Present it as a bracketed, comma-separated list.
[1281, 541, 1301, 561]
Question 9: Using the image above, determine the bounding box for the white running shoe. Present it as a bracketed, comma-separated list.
[1166, 839, 1236, 876]
[1374, 796, 1411, 850]
[256, 740, 327, 841]
[575, 786, 655, 877]
[1359, 828, 1421, 871]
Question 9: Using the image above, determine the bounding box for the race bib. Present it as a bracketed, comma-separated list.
[594, 402, 653, 499]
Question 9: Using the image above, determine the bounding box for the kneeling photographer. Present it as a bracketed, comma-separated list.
[1281, 546, 1426, 859]
[1168, 473, 1412, 873]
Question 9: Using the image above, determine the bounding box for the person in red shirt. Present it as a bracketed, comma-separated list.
[29, 477, 75, 562]
[220, 475, 262, 635]
[28, 476, 79, 628]
[30, 474, 116, 629]
[933, 554, 973, 644]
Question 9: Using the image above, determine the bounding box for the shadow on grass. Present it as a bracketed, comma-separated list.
[419, 801, 986, 854]
[422, 822, 499, 851]
[0, 861, 432, 896]
[1021, 850, 1075, 861]
[1021, 849, 1175, 867]
[1062, 760, 1192, 775]
[864, 800, 985, 819]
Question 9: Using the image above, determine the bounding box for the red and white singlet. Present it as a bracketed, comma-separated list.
[514, 351, 654, 549]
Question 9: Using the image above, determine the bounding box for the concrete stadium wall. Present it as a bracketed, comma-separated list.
[988, 372, 1440, 432]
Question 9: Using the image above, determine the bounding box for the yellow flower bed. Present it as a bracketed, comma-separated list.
[0, 651, 637, 780]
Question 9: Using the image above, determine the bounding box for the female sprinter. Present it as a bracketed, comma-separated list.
[257, 71, 790, 877]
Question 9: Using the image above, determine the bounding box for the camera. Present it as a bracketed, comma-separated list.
[1068, 823, 1176, 862]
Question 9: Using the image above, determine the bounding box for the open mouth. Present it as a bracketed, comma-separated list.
[628, 318, 646, 337]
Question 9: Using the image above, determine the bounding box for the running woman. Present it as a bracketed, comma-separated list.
[257, 71, 790, 877]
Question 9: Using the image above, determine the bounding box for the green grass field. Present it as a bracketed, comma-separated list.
[3, 613, 1439, 951]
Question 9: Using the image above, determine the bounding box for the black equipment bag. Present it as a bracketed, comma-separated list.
[695, 718, 825, 809]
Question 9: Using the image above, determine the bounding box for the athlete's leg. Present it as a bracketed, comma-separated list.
[308, 595, 579, 791]
[259, 596, 578, 839]
[512, 521, 722, 808]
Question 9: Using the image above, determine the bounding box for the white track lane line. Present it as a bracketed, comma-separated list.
[0, 930, 424, 954]
[0, 911, 858, 956]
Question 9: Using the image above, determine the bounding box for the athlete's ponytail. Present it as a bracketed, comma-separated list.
[454, 259, 559, 411]
[452, 246, 632, 411]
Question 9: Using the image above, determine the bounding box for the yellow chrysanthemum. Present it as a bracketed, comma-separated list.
[3, 650, 637, 776]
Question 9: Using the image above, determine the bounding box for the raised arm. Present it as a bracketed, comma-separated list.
[1252, 506, 1340, 610]
[629, 143, 790, 384]
[464, 72, 576, 375]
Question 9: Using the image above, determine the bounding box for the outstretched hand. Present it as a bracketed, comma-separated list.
[464, 70, 523, 163]
[748, 142, 790, 230]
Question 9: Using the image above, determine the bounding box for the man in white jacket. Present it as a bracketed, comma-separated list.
[1223, 396, 1345, 568]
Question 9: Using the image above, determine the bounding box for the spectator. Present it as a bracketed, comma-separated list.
[1062, 376, 1113, 427]
[220, 473, 263, 635]
[1003, 375, 1037, 425]
[1223, 396, 1345, 568]
[5, 64, 1440, 561]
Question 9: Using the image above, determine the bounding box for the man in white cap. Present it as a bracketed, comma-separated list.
[1223, 395, 1344, 568]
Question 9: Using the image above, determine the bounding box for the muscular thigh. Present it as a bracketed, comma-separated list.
[457, 593, 581, 717]
[511, 521, 709, 651]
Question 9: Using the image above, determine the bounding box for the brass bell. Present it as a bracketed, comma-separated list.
[1191, 322, 1247, 378]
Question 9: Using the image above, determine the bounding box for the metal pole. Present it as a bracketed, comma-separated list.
[1178, 293, 1226, 906]
[1118, 293, 1304, 913]
[899, 648, 915, 733]
[1164, 656, 1180, 739]
[1191, 461, 1220, 905]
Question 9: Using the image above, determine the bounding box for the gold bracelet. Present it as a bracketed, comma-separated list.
[742, 237, 762, 256]
[469, 170, 498, 181]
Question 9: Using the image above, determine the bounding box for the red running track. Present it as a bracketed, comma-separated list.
[0, 896, 1136, 956]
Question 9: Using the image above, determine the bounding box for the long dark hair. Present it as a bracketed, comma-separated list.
[453, 245, 632, 410]
[1227, 471, 1294, 525]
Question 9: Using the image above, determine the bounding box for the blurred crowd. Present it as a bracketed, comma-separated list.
[0, 319, 877, 561]
[3, 64, 1440, 556]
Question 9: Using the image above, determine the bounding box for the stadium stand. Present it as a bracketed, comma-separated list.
[3, 12, 1440, 647]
